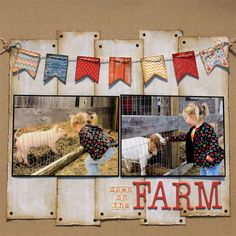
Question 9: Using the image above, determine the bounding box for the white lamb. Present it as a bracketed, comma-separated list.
[122, 133, 166, 175]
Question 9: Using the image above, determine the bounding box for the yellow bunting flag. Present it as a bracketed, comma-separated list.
[141, 55, 168, 84]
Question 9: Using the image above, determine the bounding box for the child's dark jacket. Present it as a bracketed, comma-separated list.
[79, 125, 116, 160]
[168, 122, 224, 167]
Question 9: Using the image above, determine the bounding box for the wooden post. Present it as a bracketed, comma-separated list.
[31, 147, 84, 176]
[170, 97, 180, 169]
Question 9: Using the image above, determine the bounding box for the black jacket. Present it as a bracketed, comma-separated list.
[168, 122, 224, 167]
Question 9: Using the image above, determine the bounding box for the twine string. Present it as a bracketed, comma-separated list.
[0, 36, 235, 63]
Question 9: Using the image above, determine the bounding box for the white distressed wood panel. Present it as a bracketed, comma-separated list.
[56, 178, 100, 225]
[141, 31, 183, 225]
[94, 40, 144, 95]
[141, 179, 186, 225]
[178, 37, 229, 96]
[139, 30, 182, 95]
[7, 165, 57, 219]
[56, 32, 98, 225]
[11, 40, 58, 95]
[95, 178, 145, 220]
[57, 31, 100, 95]
[179, 37, 229, 216]
[7, 40, 58, 219]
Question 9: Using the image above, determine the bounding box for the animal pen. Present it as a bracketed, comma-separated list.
[12, 95, 119, 176]
[121, 95, 225, 176]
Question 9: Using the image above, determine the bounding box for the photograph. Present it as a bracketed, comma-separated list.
[121, 95, 225, 177]
[12, 95, 119, 176]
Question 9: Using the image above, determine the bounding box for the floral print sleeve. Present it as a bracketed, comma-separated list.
[167, 133, 188, 142]
[205, 125, 222, 159]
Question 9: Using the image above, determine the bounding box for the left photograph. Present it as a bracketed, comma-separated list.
[12, 95, 119, 177]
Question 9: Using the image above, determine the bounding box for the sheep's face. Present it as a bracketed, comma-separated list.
[148, 134, 160, 155]
[153, 133, 167, 145]
[148, 133, 166, 155]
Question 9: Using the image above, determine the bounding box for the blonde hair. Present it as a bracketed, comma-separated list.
[70, 112, 98, 128]
[183, 102, 209, 122]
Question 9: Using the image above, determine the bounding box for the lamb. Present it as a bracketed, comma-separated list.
[15, 125, 66, 165]
[122, 133, 166, 175]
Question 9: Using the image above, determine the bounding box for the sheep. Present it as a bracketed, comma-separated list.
[122, 133, 166, 175]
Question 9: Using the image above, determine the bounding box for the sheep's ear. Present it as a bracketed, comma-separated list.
[149, 134, 155, 141]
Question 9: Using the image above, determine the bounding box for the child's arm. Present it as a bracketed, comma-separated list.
[166, 133, 188, 142]
[205, 126, 221, 160]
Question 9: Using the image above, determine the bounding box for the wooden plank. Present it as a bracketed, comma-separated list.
[165, 162, 193, 176]
[56, 178, 100, 226]
[7, 165, 57, 219]
[56, 32, 98, 225]
[14, 106, 114, 129]
[57, 31, 100, 95]
[7, 40, 58, 220]
[122, 115, 178, 138]
[140, 179, 186, 225]
[139, 30, 182, 95]
[32, 147, 84, 176]
[11, 40, 58, 95]
[94, 40, 144, 95]
[95, 178, 145, 220]
[178, 114, 223, 131]
[94, 39, 145, 221]
[170, 97, 180, 168]
[178, 37, 229, 96]
[139, 30, 184, 225]
[179, 37, 229, 217]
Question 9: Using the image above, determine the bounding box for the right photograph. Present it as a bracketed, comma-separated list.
[121, 95, 225, 177]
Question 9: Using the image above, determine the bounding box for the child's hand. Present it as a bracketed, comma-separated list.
[206, 155, 214, 162]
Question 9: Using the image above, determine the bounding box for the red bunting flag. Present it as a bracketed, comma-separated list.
[75, 56, 100, 83]
[109, 57, 132, 86]
[172, 51, 199, 83]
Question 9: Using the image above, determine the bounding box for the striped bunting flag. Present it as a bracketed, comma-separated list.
[12, 49, 41, 79]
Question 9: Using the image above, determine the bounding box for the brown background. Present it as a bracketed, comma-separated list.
[0, 0, 236, 235]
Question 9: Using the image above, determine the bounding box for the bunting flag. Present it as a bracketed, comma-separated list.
[75, 56, 100, 83]
[172, 51, 199, 83]
[8, 39, 233, 86]
[43, 54, 68, 84]
[141, 55, 167, 84]
[200, 45, 229, 75]
[109, 57, 132, 86]
[12, 49, 41, 79]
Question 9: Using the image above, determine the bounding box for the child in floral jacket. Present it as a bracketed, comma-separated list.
[71, 112, 117, 175]
[166, 102, 224, 176]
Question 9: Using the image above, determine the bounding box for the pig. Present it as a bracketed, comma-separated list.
[15, 125, 66, 165]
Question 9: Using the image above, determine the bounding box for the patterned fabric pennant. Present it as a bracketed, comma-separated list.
[200, 45, 229, 74]
[75, 56, 100, 83]
[141, 55, 167, 84]
[43, 54, 68, 84]
[109, 57, 132, 86]
[12, 49, 41, 79]
[172, 51, 199, 82]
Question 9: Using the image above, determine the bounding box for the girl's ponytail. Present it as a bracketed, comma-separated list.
[183, 102, 209, 122]
[87, 113, 98, 125]
[201, 103, 209, 118]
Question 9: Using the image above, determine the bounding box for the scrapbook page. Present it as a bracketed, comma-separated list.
[0, 1, 235, 236]
[5, 31, 232, 225]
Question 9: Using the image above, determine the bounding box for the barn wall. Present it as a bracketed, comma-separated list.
[14, 107, 114, 129]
